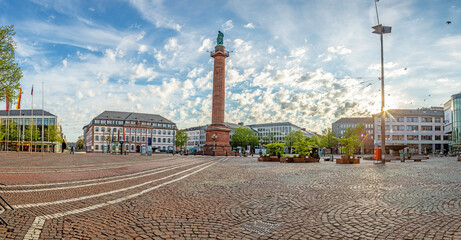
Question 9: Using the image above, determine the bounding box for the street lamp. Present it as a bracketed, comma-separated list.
[211, 134, 217, 156]
[372, 0, 391, 164]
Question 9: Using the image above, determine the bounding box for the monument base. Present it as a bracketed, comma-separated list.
[204, 124, 232, 156]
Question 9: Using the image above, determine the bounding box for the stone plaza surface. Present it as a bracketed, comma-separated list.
[0, 153, 460, 239]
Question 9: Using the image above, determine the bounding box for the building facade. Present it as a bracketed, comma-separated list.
[83, 111, 177, 153]
[372, 108, 450, 154]
[248, 122, 301, 145]
[445, 93, 461, 152]
[0, 109, 63, 152]
[332, 117, 374, 154]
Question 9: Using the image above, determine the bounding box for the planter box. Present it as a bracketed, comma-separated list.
[270, 156, 280, 162]
[305, 156, 320, 163]
[336, 155, 360, 164]
[280, 157, 289, 163]
[293, 157, 305, 163]
[260, 157, 271, 162]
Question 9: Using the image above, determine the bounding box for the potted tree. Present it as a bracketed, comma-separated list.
[264, 143, 285, 162]
[336, 136, 360, 164]
[292, 139, 314, 163]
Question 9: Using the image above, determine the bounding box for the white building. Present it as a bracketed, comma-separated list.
[83, 111, 177, 153]
[372, 108, 450, 154]
[248, 122, 301, 145]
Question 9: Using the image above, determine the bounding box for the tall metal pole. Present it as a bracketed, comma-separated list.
[41, 82, 44, 155]
[380, 32, 386, 164]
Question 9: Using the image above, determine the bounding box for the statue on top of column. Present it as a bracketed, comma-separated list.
[217, 31, 224, 46]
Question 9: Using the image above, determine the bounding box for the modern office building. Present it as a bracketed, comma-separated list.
[248, 122, 301, 145]
[444, 93, 461, 152]
[372, 108, 450, 154]
[83, 111, 177, 153]
[0, 109, 63, 152]
[332, 117, 374, 154]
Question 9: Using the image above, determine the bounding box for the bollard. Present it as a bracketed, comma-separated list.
[400, 154, 405, 162]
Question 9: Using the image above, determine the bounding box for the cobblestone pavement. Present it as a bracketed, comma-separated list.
[0, 153, 460, 239]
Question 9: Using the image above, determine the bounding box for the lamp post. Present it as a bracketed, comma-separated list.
[372, 0, 391, 164]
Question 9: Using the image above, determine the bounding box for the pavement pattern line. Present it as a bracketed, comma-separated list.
[1, 158, 201, 188]
[0, 158, 180, 174]
[22, 160, 220, 240]
[13, 161, 212, 209]
[1, 161, 201, 193]
[0, 157, 177, 170]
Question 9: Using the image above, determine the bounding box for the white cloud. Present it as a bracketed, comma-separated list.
[267, 46, 275, 54]
[222, 20, 234, 31]
[128, 0, 182, 31]
[243, 23, 255, 29]
[198, 38, 212, 52]
[138, 44, 148, 54]
[327, 46, 352, 55]
[62, 58, 68, 67]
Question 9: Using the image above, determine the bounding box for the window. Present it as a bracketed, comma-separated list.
[125, 128, 130, 133]
[125, 145, 129, 151]
[142, 137, 145, 142]
[407, 135, 419, 140]
[421, 117, 432, 123]
[94, 120, 100, 124]
[435, 135, 441, 140]
[112, 128, 117, 132]
[396, 117, 404, 122]
[421, 135, 432, 140]
[95, 127, 99, 132]
[153, 130, 156, 134]
[392, 135, 404, 140]
[168, 131, 171, 135]
[168, 138, 171, 143]
[131, 129, 135, 134]
[101, 127, 105, 132]
[95, 145, 99, 150]
[392, 125, 405, 131]
[158, 138, 161, 142]
[421, 126, 432, 131]
[95, 136, 99, 141]
[125, 136, 128, 141]
[101, 120, 106, 124]
[407, 117, 419, 122]
[163, 138, 166, 143]
[407, 125, 418, 131]
[378, 135, 390, 140]
[136, 136, 140, 142]
[142, 129, 146, 134]
[444, 135, 451, 141]
[136, 129, 140, 134]
[435, 118, 441, 123]
[131, 136, 135, 142]
[163, 130, 166, 135]
[131, 145, 135, 151]
[147, 130, 151, 134]
[435, 126, 441, 131]
[153, 138, 156, 143]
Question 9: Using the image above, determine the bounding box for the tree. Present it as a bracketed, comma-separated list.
[45, 125, 62, 143]
[231, 126, 259, 150]
[175, 129, 188, 150]
[293, 138, 315, 156]
[283, 130, 305, 153]
[319, 128, 337, 154]
[264, 142, 285, 157]
[337, 136, 359, 156]
[1, 25, 23, 101]
[76, 135, 84, 149]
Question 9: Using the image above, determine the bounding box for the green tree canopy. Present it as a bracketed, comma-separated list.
[319, 128, 337, 150]
[1, 25, 23, 101]
[283, 130, 305, 150]
[293, 138, 315, 156]
[264, 142, 285, 157]
[76, 135, 84, 149]
[175, 129, 188, 149]
[231, 126, 259, 149]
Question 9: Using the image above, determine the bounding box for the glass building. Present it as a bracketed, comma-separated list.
[452, 93, 461, 152]
[0, 109, 63, 152]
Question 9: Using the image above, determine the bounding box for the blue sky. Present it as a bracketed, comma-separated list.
[1, 0, 461, 141]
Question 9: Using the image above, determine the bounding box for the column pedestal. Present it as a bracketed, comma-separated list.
[203, 124, 232, 156]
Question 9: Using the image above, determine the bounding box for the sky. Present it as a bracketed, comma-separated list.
[1, 0, 461, 142]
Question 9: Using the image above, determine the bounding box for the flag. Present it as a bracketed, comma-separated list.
[6, 89, 9, 111]
[16, 88, 22, 109]
[31, 85, 34, 95]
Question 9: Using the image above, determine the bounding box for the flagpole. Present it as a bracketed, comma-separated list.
[30, 84, 34, 153]
[6, 89, 10, 153]
[41, 82, 44, 155]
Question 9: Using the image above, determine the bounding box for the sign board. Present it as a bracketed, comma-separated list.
[147, 138, 152, 156]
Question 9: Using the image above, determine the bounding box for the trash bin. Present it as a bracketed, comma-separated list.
[330, 155, 334, 161]
[374, 148, 382, 160]
[400, 153, 405, 162]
